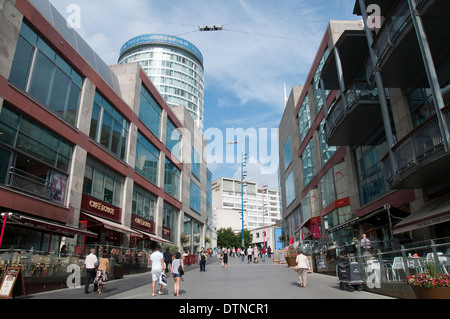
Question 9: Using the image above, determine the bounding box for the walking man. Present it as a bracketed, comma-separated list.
[150, 245, 164, 296]
[247, 246, 253, 263]
[84, 247, 98, 294]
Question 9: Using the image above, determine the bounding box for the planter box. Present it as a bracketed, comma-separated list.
[411, 286, 450, 299]
[113, 265, 123, 279]
[285, 256, 297, 267]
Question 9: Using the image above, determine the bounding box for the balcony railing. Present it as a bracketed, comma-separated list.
[8, 168, 54, 201]
[325, 81, 382, 142]
[383, 107, 450, 184]
[366, 0, 413, 80]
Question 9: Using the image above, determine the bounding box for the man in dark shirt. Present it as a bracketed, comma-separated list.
[199, 247, 207, 272]
[163, 248, 172, 273]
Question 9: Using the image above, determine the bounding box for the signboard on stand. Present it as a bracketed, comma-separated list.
[0, 268, 26, 299]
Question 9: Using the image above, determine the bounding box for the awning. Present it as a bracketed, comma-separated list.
[327, 217, 359, 233]
[135, 230, 172, 245]
[393, 194, 450, 235]
[10, 215, 97, 238]
[82, 213, 143, 238]
[357, 205, 410, 227]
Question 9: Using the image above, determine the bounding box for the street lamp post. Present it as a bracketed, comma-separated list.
[0, 212, 12, 248]
[261, 181, 267, 248]
[226, 140, 247, 248]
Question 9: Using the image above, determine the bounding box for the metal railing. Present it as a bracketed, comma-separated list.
[382, 110, 449, 181]
[8, 168, 54, 201]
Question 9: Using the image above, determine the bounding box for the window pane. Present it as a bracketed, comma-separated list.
[9, 36, 35, 89]
[93, 170, 104, 200]
[0, 148, 11, 184]
[16, 132, 57, 166]
[89, 103, 101, 140]
[66, 83, 80, 126]
[100, 111, 113, 148]
[111, 120, 123, 156]
[49, 68, 71, 117]
[29, 52, 55, 105]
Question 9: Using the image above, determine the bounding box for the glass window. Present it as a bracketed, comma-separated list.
[191, 147, 201, 180]
[8, 36, 35, 89]
[283, 136, 292, 171]
[84, 157, 124, 208]
[190, 180, 201, 213]
[302, 139, 316, 186]
[90, 92, 129, 160]
[285, 170, 295, 207]
[166, 119, 181, 160]
[0, 148, 11, 184]
[139, 86, 162, 139]
[319, 118, 337, 165]
[29, 52, 54, 104]
[135, 132, 159, 185]
[133, 184, 156, 221]
[9, 22, 82, 126]
[298, 95, 311, 142]
[353, 128, 388, 205]
[164, 158, 180, 200]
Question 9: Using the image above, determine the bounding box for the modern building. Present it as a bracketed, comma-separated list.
[0, 0, 209, 259]
[279, 0, 450, 253]
[118, 34, 205, 130]
[212, 177, 281, 234]
[250, 222, 283, 251]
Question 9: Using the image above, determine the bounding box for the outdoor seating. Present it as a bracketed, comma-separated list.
[392, 257, 405, 281]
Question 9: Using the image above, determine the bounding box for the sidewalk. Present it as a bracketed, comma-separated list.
[25, 256, 393, 300]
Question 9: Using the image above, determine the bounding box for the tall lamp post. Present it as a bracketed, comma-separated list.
[226, 140, 247, 248]
[0, 212, 12, 248]
[261, 181, 267, 248]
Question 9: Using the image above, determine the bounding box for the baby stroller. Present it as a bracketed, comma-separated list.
[337, 260, 364, 292]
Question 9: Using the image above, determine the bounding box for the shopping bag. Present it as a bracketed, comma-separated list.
[159, 272, 167, 286]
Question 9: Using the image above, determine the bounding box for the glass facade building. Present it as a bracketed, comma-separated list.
[119, 34, 205, 130]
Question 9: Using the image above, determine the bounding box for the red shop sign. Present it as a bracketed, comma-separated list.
[131, 215, 155, 233]
[81, 194, 121, 222]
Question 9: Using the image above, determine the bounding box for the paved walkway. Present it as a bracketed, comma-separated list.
[26, 256, 393, 300]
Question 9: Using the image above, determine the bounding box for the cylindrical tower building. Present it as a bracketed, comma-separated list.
[119, 34, 204, 130]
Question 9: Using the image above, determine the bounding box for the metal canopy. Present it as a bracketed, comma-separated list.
[321, 30, 370, 90]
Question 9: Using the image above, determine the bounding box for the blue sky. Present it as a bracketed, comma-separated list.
[49, 0, 361, 189]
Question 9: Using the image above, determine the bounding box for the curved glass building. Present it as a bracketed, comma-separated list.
[119, 34, 204, 130]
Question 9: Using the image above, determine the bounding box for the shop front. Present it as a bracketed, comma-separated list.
[80, 194, 142, 249]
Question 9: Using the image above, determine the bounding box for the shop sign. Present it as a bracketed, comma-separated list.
[415, 213, 450, 229]
[81, 194, 121, 222]
[131, 215, 155, 233]
[162, 226, 171, 239]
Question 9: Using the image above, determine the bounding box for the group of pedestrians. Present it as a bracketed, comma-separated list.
[84, 247, 110, 294]
[149, 245, 184, 297]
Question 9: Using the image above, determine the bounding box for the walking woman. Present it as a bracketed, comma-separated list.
[95, 252, 109, 294]
[295, 250, 309, 288]
[223, 248, 229, 268]
[171, 252, 184, 296]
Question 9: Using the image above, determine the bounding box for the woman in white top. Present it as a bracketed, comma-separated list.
[295, 251, 309, 288]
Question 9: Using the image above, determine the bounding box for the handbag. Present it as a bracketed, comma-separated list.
[178, 264, 184, 276]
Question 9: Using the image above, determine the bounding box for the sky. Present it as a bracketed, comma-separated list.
[48, 0, 361, 190]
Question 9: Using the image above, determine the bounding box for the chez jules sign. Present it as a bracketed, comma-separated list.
[81, 194, 121, 222]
